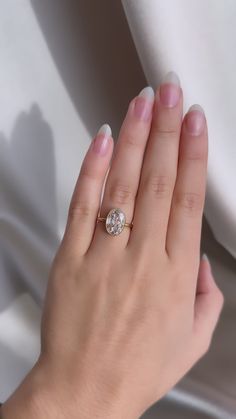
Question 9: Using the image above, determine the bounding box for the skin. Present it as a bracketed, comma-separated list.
[1, 78, 224, 419]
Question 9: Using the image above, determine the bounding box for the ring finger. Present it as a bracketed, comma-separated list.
[90, 86, 155, 251]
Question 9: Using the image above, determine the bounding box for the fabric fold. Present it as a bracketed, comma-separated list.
[122, 0, 236, 258]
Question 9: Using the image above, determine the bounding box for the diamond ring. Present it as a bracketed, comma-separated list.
[97, 208, 133, 236]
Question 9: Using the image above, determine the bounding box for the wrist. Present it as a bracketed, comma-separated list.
[0, 362, 139, 419]
[1, 363, 48, 419]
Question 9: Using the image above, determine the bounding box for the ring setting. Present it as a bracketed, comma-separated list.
[97, 208, 133, 236]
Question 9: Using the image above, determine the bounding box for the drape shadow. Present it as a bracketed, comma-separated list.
[0, 104, 58, 311]
[30, 0, 146, 138]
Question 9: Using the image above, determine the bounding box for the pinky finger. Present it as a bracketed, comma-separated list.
[63, 124, 114, 256]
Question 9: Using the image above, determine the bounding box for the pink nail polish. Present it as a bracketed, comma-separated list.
[159, 71, 181, 108]
[185, 105, 205, 136]
[134, 86, 154, 121]
[93, 124, 111, 155]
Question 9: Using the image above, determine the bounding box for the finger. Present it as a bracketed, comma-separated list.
[90, 86, 154, 250]
[62, 124, 114, 256]
[166, 105, 208, 261]
[193, 254, 224, 354]
[129, 72, 183, 251]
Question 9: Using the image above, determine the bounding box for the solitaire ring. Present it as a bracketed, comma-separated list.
[97, 208, 133, 236]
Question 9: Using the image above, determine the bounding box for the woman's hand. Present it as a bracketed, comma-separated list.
[2, 72, 224, 419]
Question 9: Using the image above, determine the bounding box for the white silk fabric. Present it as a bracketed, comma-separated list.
[0, 0, 235, 416]
[122, 0, 236, 259]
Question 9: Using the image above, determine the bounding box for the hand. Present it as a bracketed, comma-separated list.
[2, 72, 224, 419]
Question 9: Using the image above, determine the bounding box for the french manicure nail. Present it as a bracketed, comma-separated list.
[93, 123, 111, 155]
[202, 253, 212, 271]
[202, 253, 209, 262]
[134, 86, 154, 121]
[159, 71, 181, 108]
[185, 104, 205, 136]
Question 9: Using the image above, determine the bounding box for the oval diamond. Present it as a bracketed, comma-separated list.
[105, 208, 126, 236]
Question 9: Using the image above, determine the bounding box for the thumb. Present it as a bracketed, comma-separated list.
[193, 254, 224, 351]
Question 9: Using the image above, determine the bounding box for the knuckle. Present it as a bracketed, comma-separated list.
[144, 174, 173, 200]
[109, 180, 134, 205]
[214, 287, 224, 310]
[68, 201, 93, 222]
[190, 334, 211, 361]
[124, 131, 142, 149]
[184, 149, 207, 162]
[200, 335, 212, 357]
[175, 191, 203, 216]
[153, 124, 178, 139]
[80, 164, 98, 181]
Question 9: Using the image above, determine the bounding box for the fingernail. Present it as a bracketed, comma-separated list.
[202, 253, 209, 262]
[202, 253, 215, 290]
[159, 71, 181, 108]
[134, 86, 154, 121]
[202, 253, 212, 272]
[93, 124, 111, 155]
[185, 104, 205, 136]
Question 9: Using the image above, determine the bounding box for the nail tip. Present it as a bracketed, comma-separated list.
[188, 104, 205, 114]
[202, 253, 209, 262]
[97, 123, 112, 137]
[162, 71, 180, 86]
[138, 86, 155, 100]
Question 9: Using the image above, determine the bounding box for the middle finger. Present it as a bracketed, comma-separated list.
[129, 72, 183, 253]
